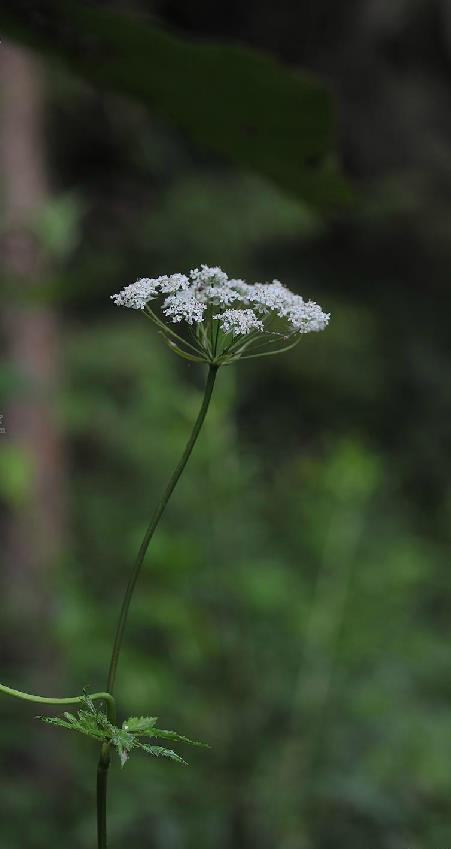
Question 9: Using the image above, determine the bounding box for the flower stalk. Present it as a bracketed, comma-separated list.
[96, 362, 219, 847]
[106, 362, 219, 693]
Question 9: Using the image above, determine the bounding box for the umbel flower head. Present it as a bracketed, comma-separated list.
[111, 265, 330, 365]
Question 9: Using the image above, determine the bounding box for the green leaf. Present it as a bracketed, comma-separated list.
[151, 728, 209, 748]
[122, 716, 158, 734]
[111, 727, 136, 767]
[0, 0, 352, 209]
[38, 696, 206, 767]
[123, 715, 208, 747]
[139, 743, 188, 766]
[38, 694, 111, 745]
[37, 712, 106, 743]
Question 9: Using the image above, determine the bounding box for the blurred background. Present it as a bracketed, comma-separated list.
[1, 1, 451, 847]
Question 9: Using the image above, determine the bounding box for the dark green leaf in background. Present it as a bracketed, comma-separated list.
[0, 0, 352, 209]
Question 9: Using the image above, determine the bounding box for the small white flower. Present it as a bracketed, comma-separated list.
[214, 308, 264, 336]
[190, 264, 229, 289]
[284, 299, 330, 333]
[202, 285, 239, 306]
[111, 277, 159, 310]
[240, 280, 292, 314]
[162, 291, 207, 325]
[159, 273, 190, 293]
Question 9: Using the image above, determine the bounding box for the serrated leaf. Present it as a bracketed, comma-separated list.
[151, 728, 208, 748]
[123, 716, 207, 747]
[37, 713, 106, 742]
[37, 695, 205, 767]
[37, 694, 112, 744]
[110, 727, 137, 768]
[122, 716, 158, 734]
[113, 731, 135, 767]
[139, 743, 188, 765]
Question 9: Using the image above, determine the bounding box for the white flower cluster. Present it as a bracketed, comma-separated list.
[111, 277, 160, 310]
[112, 265, 330, 339]
[163, 291, 207, 325]
[214, 308, 264, 336]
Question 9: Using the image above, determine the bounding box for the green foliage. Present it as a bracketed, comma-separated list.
[0, 445, 33, 506]
[31, 194, 83, 260]
[0, 0, 351, 209]
[123, 715, 206, 749]
[38, 695, 205, 768]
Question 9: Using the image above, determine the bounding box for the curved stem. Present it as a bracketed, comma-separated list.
[0, 683, 116, 722]
[96, 364, 218, 847]
[106, 363, 218, 695]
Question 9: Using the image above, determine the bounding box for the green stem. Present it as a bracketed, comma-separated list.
[0, 683, 116, 722]
[106, 362, 218, 694]
[96, 363, 218, 848]
[97, 742, 110, 849]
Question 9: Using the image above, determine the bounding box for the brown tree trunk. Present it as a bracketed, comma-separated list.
[0, 42, 64, 666]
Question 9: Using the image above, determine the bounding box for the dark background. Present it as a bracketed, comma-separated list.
[1, 1, 451, 847]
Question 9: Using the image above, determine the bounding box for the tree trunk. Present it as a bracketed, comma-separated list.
[0, 42, 63, 666]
